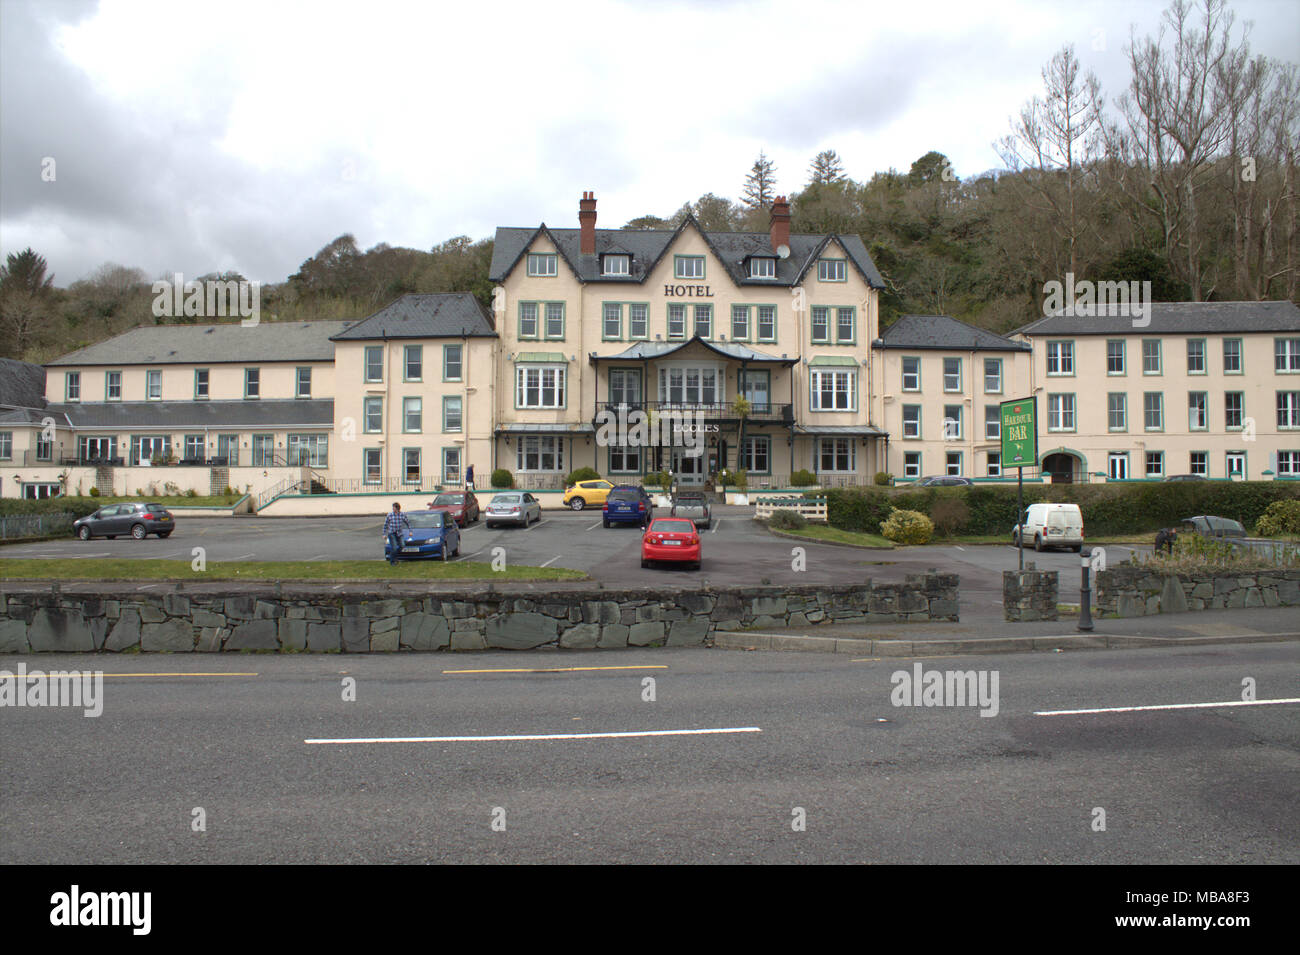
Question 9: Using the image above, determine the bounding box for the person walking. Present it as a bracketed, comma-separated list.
[465, 464, 475, 491]
[384, 501, 411, 565]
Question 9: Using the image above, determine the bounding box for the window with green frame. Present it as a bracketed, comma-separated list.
[835, 306, 855, 344]
[628, 303, 649, 339]
[756, 304, 776, 342]
[731, 305, 751, 341]
[674, 255, 704, 279]
[810, 306, 830, 343]
[602, 302, 623, 340]
[527, 253, 557, 277]
[667, 303, 686, 339]
[741, 435, 771, 474]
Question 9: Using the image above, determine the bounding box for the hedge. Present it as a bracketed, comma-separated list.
[0, 497, 100, 519]
[824, 482, 1300, 537]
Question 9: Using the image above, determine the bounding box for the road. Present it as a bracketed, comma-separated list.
[2, 509, 1148, 617]
[2, 642, 1295, 863]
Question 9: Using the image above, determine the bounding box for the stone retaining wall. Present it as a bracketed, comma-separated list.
[0, 574, 959, 653]
[1002, 566, 1059, 622]
[1096, 567, 1300, 617]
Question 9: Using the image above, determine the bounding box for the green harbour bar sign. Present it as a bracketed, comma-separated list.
[1000, 397, 1038, 468]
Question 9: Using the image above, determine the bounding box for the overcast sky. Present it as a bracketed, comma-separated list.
[1, 0, 1297, 287]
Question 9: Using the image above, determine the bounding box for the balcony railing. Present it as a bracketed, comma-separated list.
[2, 451, 321, 468]
[592, 401, 793, 425]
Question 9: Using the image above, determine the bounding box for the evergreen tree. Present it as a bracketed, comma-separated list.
[742, 151, 779, 209]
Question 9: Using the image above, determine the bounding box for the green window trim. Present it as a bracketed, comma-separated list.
[667, 303, 687, 340]
[1106, 340, 1126, 376]
[1046, 340, 1075, 377]
[1187, 338, 1208, 375]
[518, 301, 540, 340]
[755, 304, 778, 343]
[817, 258, 847, 282]
[809, 355, 858, 367]
[627, 303, 650, 340]
[741, 435, 773, 475]
[526, 253, 558, 277]
[543, 301, 566, 341]
[674, 254, 705, 280]
[901, 404, 923, 440]
[834, 306, 857, 345]
[810, 306, 831, 344]
[442, 395, 463, 433]
[901, 356, 921, 392]
[1142, 339, 1162, 375]
[442, 344, 463, 382]
[601, 302, 624, 342]
[730, 305, 752, 342]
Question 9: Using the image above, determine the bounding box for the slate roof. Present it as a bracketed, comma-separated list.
[0, 357, 47, 408]
[589, 336, 797, 365]
[1015, 300, 1300, 336]
[330, 294, 496, 341]
[45, 399, 334, 431]
[47, 321, 353, 367]
[489, 218, 885, 289]
[875, 315, 1030, 351]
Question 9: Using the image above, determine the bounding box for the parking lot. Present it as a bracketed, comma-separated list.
[3, 507, 1150, 617]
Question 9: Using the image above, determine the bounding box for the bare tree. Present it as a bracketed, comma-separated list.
[995, 45, 1103, 278]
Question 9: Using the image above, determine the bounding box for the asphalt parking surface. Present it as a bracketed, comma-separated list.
[3, 508, 1149, 619]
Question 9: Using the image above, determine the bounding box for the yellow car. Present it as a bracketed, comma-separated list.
[563, 479, 615, 511]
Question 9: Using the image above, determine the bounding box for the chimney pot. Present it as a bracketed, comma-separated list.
[579, 191, 598, 255]
[769, 196, 791, 254]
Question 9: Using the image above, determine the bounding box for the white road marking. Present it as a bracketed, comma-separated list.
[954, 545, 965, 551]
[453, 549, 482, 562]
[136, 584, 156, 591]
[308, 554, 330, 561]
[539, 555, 561, 567]
[710, 520, 721, 534]
[527, 519, 549, 531]
[1035, 698, 1300, 716]
[587, 521, 603, 531]
[229, 553, 256, 560]
[305, 726, 763, 745]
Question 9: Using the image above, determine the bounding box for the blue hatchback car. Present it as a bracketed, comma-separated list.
[603, 485, 653, 528]
[384, 510, 461, 561]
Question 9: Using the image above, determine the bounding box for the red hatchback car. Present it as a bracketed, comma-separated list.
[427, 490, 480, 527]
[641, 517, 702, 570]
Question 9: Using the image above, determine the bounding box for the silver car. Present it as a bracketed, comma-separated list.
[484, 491, 541, 528]
[670, 491, 711, 529]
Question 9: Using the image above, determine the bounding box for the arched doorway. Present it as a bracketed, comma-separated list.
[1041, 451, 1084, 483]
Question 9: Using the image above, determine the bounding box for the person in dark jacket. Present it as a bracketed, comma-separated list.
[465, 464, 475, 490]
[1154, 526, 1178, 555]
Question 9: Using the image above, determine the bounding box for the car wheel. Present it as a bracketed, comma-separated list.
[603, 519, 610, 528]
[78, 526, 91, 540]
[441, 541, 449, 561]
[453, 538, 461, 557]
[1034, 534, 1043, 552]
[131, 524, 147, 540]
[1070, 544, 1081, 553]
[692, 561, 701, 571]
[641, 558, 650, 568]
[569, 497, 585, 511]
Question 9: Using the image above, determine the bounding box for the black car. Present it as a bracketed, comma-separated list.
[73, 502, 175, 540]
[916, 475, 974, 487]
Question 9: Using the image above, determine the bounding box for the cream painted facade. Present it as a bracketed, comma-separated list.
[330, 336, 495, 492]
[46, 360, 335, 405]
[491, 218, 885, 488]
[872, 343, 1033, 480]
[1015, 328, 1300, 481]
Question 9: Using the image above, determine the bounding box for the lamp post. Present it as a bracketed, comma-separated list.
[1078, 547, 1094, 632]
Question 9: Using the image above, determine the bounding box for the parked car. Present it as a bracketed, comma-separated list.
[603, 485, 653, 528]
[1164, 474, 1208, 482]
[427, 490, 480, 526]
[670, 490, 711, 529]
[73, 502, 175, 540]
[641, 517, 702, 570]
[1179, 515, 1246, 539]
[1013, 502, 1084, 552]
[384, 510, 460, 561]
[916, 475, 974, 487]
[563, 479, 615, 511]
[484, 491, 541, 528]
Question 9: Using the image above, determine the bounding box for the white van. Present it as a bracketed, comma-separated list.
[1013, 503, 1084, 552]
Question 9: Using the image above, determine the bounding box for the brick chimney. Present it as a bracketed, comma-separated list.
[769, 196, 791, 254]
[579, 191, 597, 255]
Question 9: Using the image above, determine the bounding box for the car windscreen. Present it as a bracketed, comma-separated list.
[653, 520, 695, 533]
[676, 493, 704, 502]
[608, 491, 638, 501]
[407, 513, 445, 528]
[431, 494, 464, 506]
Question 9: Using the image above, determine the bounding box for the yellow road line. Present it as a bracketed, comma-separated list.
[443, 665, 669, 674]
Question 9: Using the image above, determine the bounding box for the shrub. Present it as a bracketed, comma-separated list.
[89, 487, 101, 497]
[185, 487, 199, 497]
[874, 471, 893, 486]
[732, 469, 747, 489]
[491, 468, 515, 489]
[880, 508, 933, 545]
[768, 509, 808, 530]
[0, 497, 100, 519]
[644, 470, 670, 489]
[824, 487, 894, 533]
[790, 469, 818, 487]
[563, 467, 600, 487]
[929, 496, 971, 537]
[1256, 499, 1300, 537]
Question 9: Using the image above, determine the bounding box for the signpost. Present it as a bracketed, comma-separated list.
[1000, 397, 1039, 570]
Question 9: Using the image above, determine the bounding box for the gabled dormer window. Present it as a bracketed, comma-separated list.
[527, 253, 558, 277]
[749, 257, 776, 279]
[602, 254, 630, 276]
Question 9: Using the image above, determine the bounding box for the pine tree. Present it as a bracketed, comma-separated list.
[807, 149, 846, 186]
[742, 151, 778, 210]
